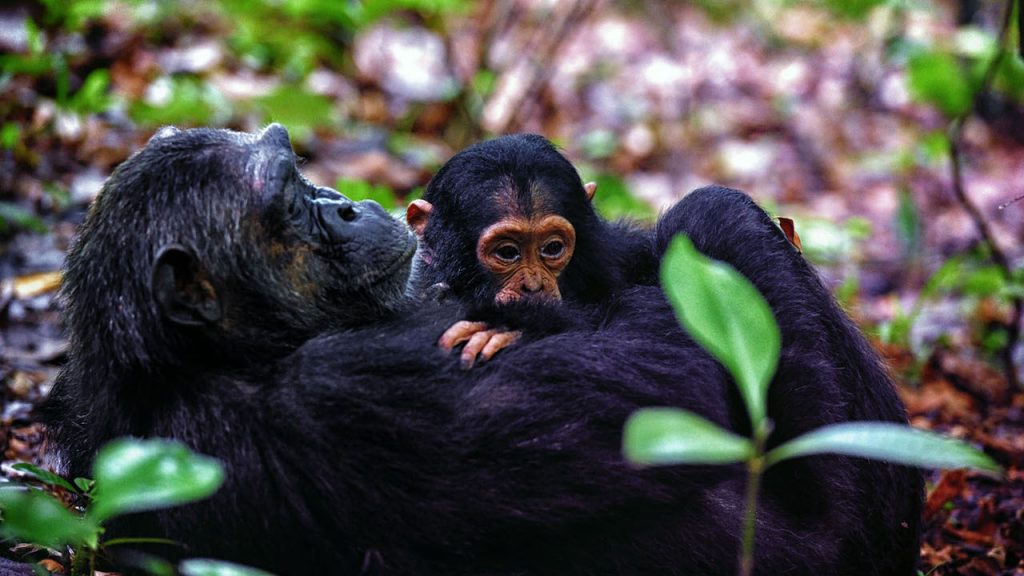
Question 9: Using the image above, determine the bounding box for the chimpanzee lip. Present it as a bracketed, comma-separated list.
[368, 236, 417, 285]
[327, 230, 416, 286]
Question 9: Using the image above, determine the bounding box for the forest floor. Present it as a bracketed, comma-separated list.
[1, 2, 1023, 574]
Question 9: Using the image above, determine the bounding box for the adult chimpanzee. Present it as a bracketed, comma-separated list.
[406, 134, 657, 366]
[43, 125, 921, 576]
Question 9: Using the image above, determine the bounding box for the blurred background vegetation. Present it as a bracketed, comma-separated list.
[3, 0, 1021, 373]
[1, 1, 1023, 573]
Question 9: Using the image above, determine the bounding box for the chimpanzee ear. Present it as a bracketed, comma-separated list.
[406, 199, 433, 237]
[583, 181, 597, 202]
[151, 244, 222, 327]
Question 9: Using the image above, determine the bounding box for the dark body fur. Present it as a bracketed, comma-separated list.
[413, 134, 656, 306]
[44, 126, 920, 575]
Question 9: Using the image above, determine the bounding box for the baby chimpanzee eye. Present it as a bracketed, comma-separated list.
[494, 244, 521, 262]
[541, 240, 564, 258]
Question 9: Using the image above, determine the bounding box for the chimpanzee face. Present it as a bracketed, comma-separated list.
[473, 205, 576, 304]
[247, 125, 416, 305]
[149, 124, 416, 337]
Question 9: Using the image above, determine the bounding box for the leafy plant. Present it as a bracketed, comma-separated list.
[624, 235, 1001, 576]
[878, 247, 1024, 365]
[255, 88, 337, 140]
[129, 76, 230, 128]
[0, 438, 267, 576]
[584, 173, 655, 221]
[335, 178, 403, 212]
[0, 202, 47, 236]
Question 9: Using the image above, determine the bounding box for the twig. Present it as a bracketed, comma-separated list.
[946, 0, 1022, 388]
[498, 0, 600, 133]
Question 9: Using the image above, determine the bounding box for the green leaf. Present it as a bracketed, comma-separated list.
[917, 131, 949, 165]
[919, 256, 964, 300]
[962, 266, 1006, 297]
[907, 51, 973, 118]
[129, 76, 225, 127]
[993, 50, 1024, 101]
[0, 488, 98, 548]
[89, 438, 225, 524]
[764, 422, 1002, 474]
[472, 70, 497, 97]
[588, 174, 655, 221]
[795, 219, 858, 265]
[179, 558, 277, 576]
[255, 88, 335, 139]
[68, 69, 111, 114]
[11, 463, 78, 493]
[624, 408, 754, 466]
[336, 178, 400, 210]
[818, 0, 887, 19]
[1, 123, 20, 150]
[0, 202, 46, 235]
[895, 189, 922, 259]
[580, 129, 617, 160]
[661, 235, 780, 427]
[74, 477, 94, 494]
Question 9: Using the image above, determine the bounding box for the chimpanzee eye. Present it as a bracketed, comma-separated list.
[541, 240, 565, 258]
[494, 244, 521, 263]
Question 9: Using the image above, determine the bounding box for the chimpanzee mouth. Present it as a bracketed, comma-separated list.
[337, 229, 417, 287]
[373, 241, 416, 284]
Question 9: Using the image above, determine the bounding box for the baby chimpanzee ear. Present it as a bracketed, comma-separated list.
[151, 244, 222, 326]
[583, 181, 597, 202]
[406, 199, 433, 238]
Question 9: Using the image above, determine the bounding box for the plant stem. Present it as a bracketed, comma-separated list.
[738, 420, 770, 576]
[738, 456, 763, 576]
[946, 0, 1022, 388]
[102, 536, 182, 548]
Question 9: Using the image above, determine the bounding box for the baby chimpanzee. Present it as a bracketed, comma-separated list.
[407, 134, 656, 367]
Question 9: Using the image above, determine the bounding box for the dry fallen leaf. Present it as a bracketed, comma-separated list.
[777, 217, 802, 253]
[7, 271, 62, 300]
[926, 469, 967, 521]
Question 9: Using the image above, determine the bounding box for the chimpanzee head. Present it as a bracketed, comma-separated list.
[406, 134, 605, 305]
[61, 124, 416, 371]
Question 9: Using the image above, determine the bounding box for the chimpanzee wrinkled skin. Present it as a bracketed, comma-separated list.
[412, 134, 656, 307]
[43, 125, 921, 576]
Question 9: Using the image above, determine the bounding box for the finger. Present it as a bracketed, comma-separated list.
[479, 330, 521, 362]
[438, 321, 488, 352]
[461, 330, 496, 370]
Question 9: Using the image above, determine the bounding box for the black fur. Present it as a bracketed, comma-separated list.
[44, 127, 921, 575]
[413, 134, 656, 306]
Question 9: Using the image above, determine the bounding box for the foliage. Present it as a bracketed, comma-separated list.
[879, 248, 1024, 363]
[624, 235, 1001, 576]
[253, 88, 336, 140]
[0, 438, 264, 576]
[584, 174, 656, 222]
[89, 439, 224, 523]
[336, 178, 403, 211]
[129, 76, 231, 128]
[660, 236, 778, 426]
[179, 559, 276, 576]
[220, 0, 466, 76]
[0, 488, 97, 550]
[0, 203, 47, 237]
[906, 50, 974, 118]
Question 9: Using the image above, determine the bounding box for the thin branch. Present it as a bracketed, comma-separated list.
[946, 0, 1022, 388]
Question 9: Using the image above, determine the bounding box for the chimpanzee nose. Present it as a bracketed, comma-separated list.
[314, 198, 395, 245]
[521, 276, 543, 293]
[319, 201, 360, 239]
[336, 204, 357, 222]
